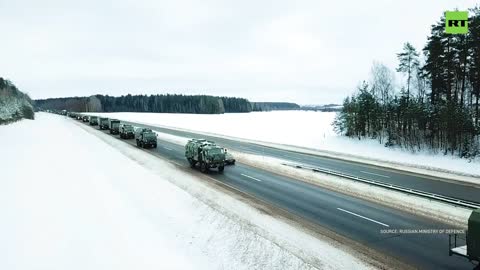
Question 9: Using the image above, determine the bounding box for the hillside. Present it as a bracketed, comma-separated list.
[0, 78, 34, 124]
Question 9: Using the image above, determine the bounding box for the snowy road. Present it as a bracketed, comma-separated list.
[76, 115, 472, 269]
[114, 119, 480, 203]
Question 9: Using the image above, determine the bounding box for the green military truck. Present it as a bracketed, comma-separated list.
[82, 115, 89, 122]
[99, 117, 109, 130]
[185, 139, 225, 173]
[119, 124, 135, 139]
[109, 119, 120, 134]
[449, 208, 480, 266]
[89, 116, 98, 126]
[135, 128, 157, 148]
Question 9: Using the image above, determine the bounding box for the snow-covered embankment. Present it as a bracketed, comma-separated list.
[0, 113, 378, 270]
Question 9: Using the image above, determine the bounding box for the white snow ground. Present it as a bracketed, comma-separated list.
[89, 111, 480, 177]
[0, 113, 377, 270]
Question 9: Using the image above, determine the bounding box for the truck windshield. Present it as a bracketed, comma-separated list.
[124, 126, 133, 131]
[208, 148, 223, 155]
[144, 132, 156, 138]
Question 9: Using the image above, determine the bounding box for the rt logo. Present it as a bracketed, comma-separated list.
[445, 11, 468, 34]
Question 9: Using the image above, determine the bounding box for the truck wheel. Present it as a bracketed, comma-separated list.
[189, 159, 195, 168]
[218, 166, 224, 173]
[200, 162, 207, 173]
[136, 140, 140, 147]
[153, 144, 157, 148]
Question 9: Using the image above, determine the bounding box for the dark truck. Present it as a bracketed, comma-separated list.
[135, 128, 157, 148]
[119, 124, 134, 139]
[449, 208, 480, 266]
[99, 117, 109, 130]
[185, 139, 225, 173]
[89, 116, 98, 126]
[109, 119, 120, 134]
[82, 115, 89, 122]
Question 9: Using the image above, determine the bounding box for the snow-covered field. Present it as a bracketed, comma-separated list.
[90, 111, 480, 176]
[0, 113, 377, 270]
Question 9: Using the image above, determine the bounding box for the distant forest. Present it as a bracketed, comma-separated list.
[334, 7, 480, 158]
[252, 102, 300, 111]
[0, 77, 34, 124]
[35, 94, 301, 114]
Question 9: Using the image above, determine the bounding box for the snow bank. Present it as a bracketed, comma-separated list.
[89, 111, 480, 178]
[0, 113, 378, 270]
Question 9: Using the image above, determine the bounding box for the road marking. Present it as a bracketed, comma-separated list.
[241, 173, 262, 182]
[163, 147, 173, 151]
[360, 170, 390, 178]
[337, 207, 389, 227]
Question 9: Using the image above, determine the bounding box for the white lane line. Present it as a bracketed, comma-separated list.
[337, 207, 390, 227]
[163, 147, 173, 151]
[241, 173, 262, 182]
[360, 170, 390, 178]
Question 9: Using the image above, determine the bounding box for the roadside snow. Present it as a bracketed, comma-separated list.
[0, 113, 377, 270]
[89, 111, 480, 177]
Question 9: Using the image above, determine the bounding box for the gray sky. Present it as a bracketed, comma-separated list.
[0, 0, 476, 104]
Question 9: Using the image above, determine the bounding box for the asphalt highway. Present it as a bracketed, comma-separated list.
[80, 119, 474, 270]
[120, 120, 480, 204]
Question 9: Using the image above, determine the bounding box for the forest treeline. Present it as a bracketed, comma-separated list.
[334, 7, 480, 158]
[252, 102, 300, 111]
[0, 77, 34, 124]
[36, 94, 252, 114]
[35, 94, 301, 114]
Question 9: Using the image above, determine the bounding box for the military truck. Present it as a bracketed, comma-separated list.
[89, 116, 98, 126]
[99, 117, 109, 130]
[76, 114, 83, 120]
[185, 139, 225, 173]
[135, 128, 157, 148]
[449, 208, 480, 266]
[108, 119, 120, 134]
[82, 115, 89, 122]
[119, 124, 135, 139]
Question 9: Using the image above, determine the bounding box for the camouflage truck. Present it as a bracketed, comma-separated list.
[89, 116, 98, 126]
[119, 124, 135, 139]
[185, 139, 225, 173]
[108, 119, 120, 134]
[82, 115, 89, 122]
[449, 208, 480, 265]
[99, 117, 109, 130]
[135, 128, 157, 148]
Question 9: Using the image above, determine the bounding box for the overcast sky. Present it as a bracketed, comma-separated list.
[0, 0, 476, 104]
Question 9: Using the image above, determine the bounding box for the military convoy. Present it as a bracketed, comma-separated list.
[185, 139, 226, 173]
[65, 112, 234, 173]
